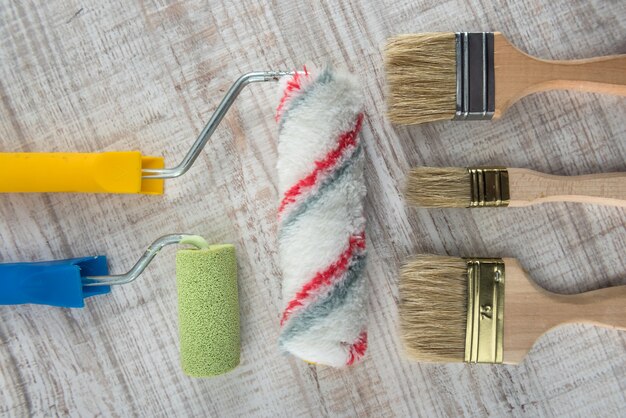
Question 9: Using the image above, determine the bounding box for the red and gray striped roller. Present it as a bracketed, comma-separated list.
[276, 67, 368, 367]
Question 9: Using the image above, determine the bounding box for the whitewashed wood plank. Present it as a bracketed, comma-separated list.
[0, 0, 624, 416]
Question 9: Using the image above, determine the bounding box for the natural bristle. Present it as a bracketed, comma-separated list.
[405, 167, 471, 208]
[385, 33, 456, 124]
[399, 255, 467, 362]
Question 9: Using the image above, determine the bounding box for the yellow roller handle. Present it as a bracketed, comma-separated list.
[0, 152, 164, 194]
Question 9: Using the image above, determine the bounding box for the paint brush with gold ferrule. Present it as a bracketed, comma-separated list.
[405, 167, 626, 208]
[399, 256, 626, 364]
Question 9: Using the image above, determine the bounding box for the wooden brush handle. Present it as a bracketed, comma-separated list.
[553, 286, 626, 331]
[503, 259, 626, 364]
[494, 34, 626, 117]
[507, 168, 626, 208]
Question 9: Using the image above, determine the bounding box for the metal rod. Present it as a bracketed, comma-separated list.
[82, 234, 201, 286]
[142, 70, 295, 180]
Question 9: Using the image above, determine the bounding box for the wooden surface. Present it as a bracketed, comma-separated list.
[494, 33, 626, 118]
[0, 0, 624, 416]
[507, 168, 626, 208]
[502, 258, 626, 365]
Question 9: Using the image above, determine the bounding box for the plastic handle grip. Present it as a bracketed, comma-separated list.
[0, 256, 111, 308]
[0, 152, 165, 194]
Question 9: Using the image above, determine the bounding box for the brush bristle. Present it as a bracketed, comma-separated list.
[405, 167, 471, 208]
[399, 255, 467, 362]
[385, 33, 457, 125]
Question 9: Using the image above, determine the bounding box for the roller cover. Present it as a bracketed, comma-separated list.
[176, 245, 240, 377]
[276, 67, 368, 367]
[0, 152, 164, 194]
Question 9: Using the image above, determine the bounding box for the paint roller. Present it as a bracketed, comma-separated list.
[0, 234, 239, 377]
[0, 71, 295, 194]
[275, 67, 369, 367]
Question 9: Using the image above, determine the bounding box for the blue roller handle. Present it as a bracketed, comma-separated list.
[0, 256, 111, 308]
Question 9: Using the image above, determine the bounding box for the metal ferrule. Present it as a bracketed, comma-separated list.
[464, 258, 505, 364]
[468, 167, 510, 207]
[453, 32, 495, 120]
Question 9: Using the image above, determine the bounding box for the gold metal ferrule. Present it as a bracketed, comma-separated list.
[464, 258, 505, 363]
[468, 167, 510, 207]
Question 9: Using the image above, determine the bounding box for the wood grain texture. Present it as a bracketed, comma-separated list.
[507, 168, 626, 207]
[502, 258, 626, 365]
[0, 0, 624, 417]
[494, 33, 626, 118]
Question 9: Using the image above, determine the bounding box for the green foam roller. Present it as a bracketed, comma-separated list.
[176, 244, 240, 377]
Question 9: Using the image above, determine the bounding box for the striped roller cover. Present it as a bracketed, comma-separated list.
[275, 67, 368, 367]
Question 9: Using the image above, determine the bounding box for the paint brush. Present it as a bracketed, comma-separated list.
[385, 32, 626, 124]
[399, 255, 626, 364]
[405, 167, 626, 208]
